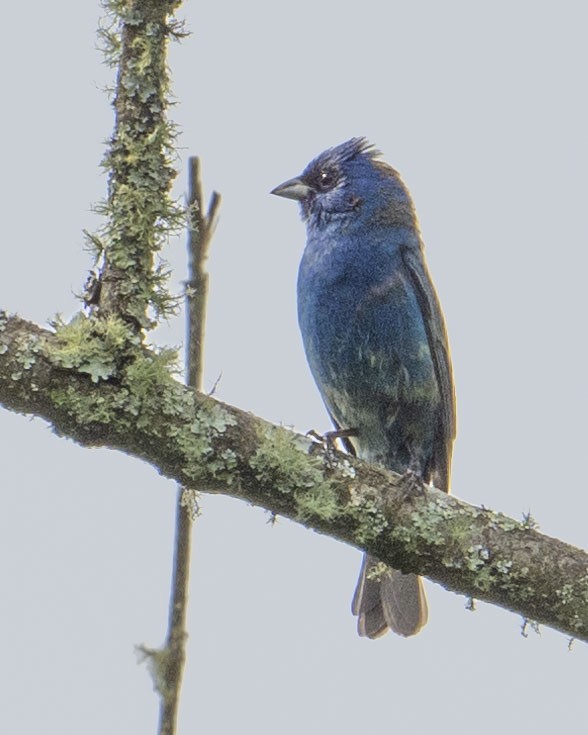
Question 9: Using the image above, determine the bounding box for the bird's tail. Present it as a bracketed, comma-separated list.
[351, 554, 428, 638]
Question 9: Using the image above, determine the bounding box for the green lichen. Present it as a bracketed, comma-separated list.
[556, 583, 575, 606]
[122, 346, 180, 428]
[8, 329, 42, 381]
[136, 643, 173, 700]
[251, 427, 341, 522]
[460, 544, 489, 573]
[46, 313, 181, 430]
[50, 313, 137, 382]
[553, 574, 588, 628]
[175, 399, 238, 483]
[297, 480, 341, 522]
[495, 559, 514, 575]
[51, 384, 129, 427]
[488, 512, 523, 533]
[348, 484, 389, 545]
[251, 427, 322, 495]
[389, 495, 451, 553]
[47, 328, 241, 486]
[578, 573, 588, 604]
[89, 0, 186, 327]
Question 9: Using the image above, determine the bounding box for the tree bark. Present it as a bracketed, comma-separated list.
[1, 310, 587, 643]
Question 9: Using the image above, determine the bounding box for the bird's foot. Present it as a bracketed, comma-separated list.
[307, 427, 357, 450]
[307, 427, 358, 468]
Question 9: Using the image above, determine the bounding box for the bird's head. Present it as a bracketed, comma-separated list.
[271, 138, 414, 231]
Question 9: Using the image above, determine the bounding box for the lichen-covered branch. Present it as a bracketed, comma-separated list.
[1, 310, 588, 643]
[91, 0, 185, 328]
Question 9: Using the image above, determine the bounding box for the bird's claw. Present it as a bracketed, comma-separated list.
[306, 427, 357, 468]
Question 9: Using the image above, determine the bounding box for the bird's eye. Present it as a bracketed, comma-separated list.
[316, 169, 337, 191]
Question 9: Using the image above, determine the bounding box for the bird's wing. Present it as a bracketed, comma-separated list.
[402, 246, 456, 492]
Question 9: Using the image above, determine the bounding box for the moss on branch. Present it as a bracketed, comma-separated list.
[1, 311, 588, 642]
[91, 0, 186, 328]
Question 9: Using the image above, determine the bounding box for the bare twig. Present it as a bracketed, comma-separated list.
[186, 156, 221, 390]
[156, 158, 220, 735]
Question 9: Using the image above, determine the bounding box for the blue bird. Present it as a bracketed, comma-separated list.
[272, 138, 456, 638]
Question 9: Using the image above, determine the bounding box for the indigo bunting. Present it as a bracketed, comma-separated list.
[272, 138, 456, 638]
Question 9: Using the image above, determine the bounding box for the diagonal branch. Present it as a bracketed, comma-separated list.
[1, 310, 588, 643]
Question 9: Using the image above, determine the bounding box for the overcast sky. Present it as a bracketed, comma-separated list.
[1, 2, 587, 733]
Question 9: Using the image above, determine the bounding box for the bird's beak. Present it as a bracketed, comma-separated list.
[270, 177, 312, 201]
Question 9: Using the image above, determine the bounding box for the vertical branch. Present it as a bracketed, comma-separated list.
[186, 157, 221, 388]
[95, 0, 184, 329]
[155, 159, 220, 735]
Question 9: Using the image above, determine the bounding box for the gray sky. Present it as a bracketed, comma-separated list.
[2, 2, 587, 732]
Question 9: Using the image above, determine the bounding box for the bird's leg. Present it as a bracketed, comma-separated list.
[307, 427, 357, 450]
[326, 427, 358, 449]
[307, 427, 358, 467]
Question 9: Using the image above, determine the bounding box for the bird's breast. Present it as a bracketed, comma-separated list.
[297, 234, 440, 465]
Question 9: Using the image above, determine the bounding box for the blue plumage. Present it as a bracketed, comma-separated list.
[272, 138, 456, 638]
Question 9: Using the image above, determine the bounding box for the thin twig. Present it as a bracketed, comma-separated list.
[156, 158, 220, 735]
[186, 157, 221, 390]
